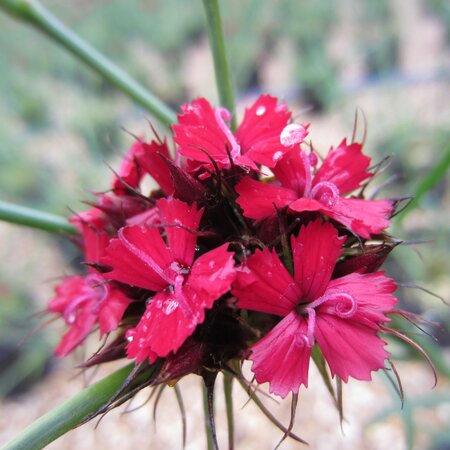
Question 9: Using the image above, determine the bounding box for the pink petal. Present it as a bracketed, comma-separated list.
[55, 309, 97, 357]
[157, 198, 203, 266]
[288, 197, 324, 213]
[49, 276, 86, 313]
[314, 313, 389, 382]
[126, 328, 158, 363]
[250, 311, 311, 397]
[236, 95, 293, 167]
[272, 149, 309, 195]
[135, 139, 175, 195]
[326, 272, 397, 325]
[81, 225, 110, 266]
[128, 289, 205, 358]
[235, 177, 297, 221]
[70, 207, 106, 232]
[313, 140, 371, 194]
[187, 243, 235, 307]
[102, 226, 172, 291]
[330, 197, 393, 239]
[112, 140, 144, 194]
[291, 220, 344, 301]
[173, 98, 231, 167]
[233, 247, 299, 316]
[98, 286, 132, 335]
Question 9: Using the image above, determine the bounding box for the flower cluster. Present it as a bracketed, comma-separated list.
[48, 94, 424, 437]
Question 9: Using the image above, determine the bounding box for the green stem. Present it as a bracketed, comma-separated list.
[202, 383, 215, 450]
[223, 372, 234, 450]
[201, 0, 236, 128]
[396, 143, 450, 223]
[0, 0, 177, 127]
[1, 364, 134, 450]
[0, 201, 77, 234]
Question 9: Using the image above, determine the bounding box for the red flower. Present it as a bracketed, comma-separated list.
[173, 95, 307, 171]
[233, 220, 397, 398]
[101, 198, 236, 362]
[236, 140, 393, 238]
[49, 274, 131, 357]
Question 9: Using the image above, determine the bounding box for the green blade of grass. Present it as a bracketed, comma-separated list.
[0, 0, 177, 127]
[201, 0, 236, 128]
[0, 200, 77, 234]
[1, 364, 134, 450]
[397, 143, 450, 222]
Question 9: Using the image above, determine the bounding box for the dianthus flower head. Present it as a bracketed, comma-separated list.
[44, 94, 434, 448]
[173, 95, 308, 173]
[233, 219, 397, 398]
[101, 197, 236, 362]
[236, 139, 393, 238]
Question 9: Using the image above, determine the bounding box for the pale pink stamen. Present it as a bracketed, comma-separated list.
[300, 150, 313, 196]
[173, 274, 192, 316]
[215, 107, 241, 161]
[302, 292, 357, 347]
[305, 307, 316, 347]
[310, 181, 340, 208]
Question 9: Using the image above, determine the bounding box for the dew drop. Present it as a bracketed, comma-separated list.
[280, 123, 307, 147]
[272, 150, 284, 162]
[126, 335, 134, 343]
[256, 105, 266, 116]
[67, 313, 76, 325]
[163, 300, 178, 315]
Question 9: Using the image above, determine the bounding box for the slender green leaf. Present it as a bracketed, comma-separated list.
[1, 364, 134, 450]
[0, 0, 177, 127]
[201, 0, 236, 128]
[397, 143, 450, 222]
[223, 372, 235, 450]
[0, 200, 76, 234]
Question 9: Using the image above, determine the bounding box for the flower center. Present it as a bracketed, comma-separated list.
[296, 291, 357, 347]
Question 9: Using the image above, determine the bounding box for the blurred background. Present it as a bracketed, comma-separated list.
[0, 0, 449, 448]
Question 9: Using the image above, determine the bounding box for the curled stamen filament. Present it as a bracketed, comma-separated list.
[302, 292, 357, 346]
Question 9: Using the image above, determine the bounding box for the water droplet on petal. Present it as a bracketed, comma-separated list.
[280, 123, 307, 147]
[272, 150, 284, 162]
[67, 313, 76, 324]
[256, 105, 266, 116]
[163, 299, 178, 315]
[126, 335, 134, 343]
